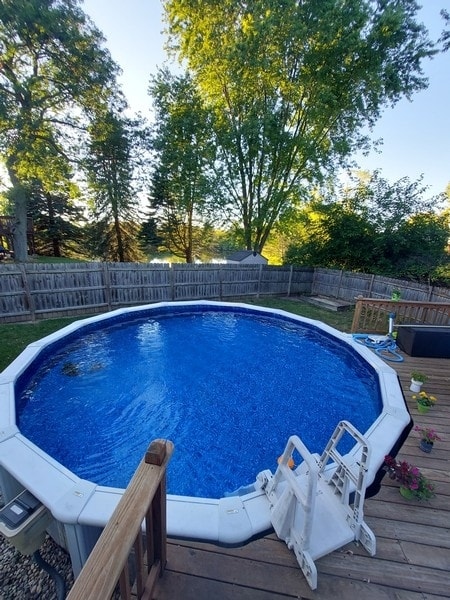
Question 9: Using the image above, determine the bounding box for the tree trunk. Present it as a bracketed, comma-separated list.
[186, 205, 194, 263]
[46, 193, 61, 257]
[6, 162, 29, 262]
[113, 211, 125, 262]
[52, 238, 62, 257]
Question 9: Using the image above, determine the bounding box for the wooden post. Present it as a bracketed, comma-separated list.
[66, 439, 174, 600]
[18, 263, 35, 321]
[336, 270, 344, 299]
[311, 268, 318, 296]
[219, 266, 223, 300]
[146, 440, 168, 573]
[169, 264, 175, 301]
[287, 265, 293, 297]
[257, 264, 263, 298]
[351, 297, 363, 333]
[368, 274, 375, 297]
[145, 440, 168, 466]
[102, 263, 112, 311]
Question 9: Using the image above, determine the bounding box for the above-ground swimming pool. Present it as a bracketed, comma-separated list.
[16, 305, 381, 497]
[0, 301, 411, 575]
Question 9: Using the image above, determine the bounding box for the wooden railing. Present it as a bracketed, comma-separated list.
[351, 298, 450, 333]
[66, 439, 174, 600]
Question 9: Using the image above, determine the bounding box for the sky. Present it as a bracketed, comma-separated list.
[82, 0, 450, 197]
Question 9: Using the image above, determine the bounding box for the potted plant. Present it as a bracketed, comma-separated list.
[391, 289, 401, 301]
[413, 390, 437, 414]
[410, 371, 427, 393]
[384, 455, 435, 501]
[414, 426, 442, 453]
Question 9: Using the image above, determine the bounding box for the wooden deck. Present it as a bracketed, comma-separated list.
[153, 353, 450, 600]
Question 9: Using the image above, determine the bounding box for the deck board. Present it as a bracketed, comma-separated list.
[153, 350, 450, 600]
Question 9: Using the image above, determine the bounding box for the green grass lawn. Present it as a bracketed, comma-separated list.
[0, 316, 89, 373]
[0, 297, 355, 373]
[242, 297, 354, 331]
[32, 255, 88, 263]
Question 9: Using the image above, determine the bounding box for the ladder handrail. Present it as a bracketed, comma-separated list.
[261, 421, 375, 591]
[267, 435, 319, 548]
[318, 420, 371, 524]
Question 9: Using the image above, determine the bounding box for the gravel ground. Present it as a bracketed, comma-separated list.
[0, 534, 74, 599]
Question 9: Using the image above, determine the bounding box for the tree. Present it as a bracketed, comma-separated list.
[376, 213, 449, 281]
[138, 216, 163, 257]
[440, 9, 450, 52]
[27, 179, 86, 257]
[148, 69, 216, 262]
[163, 0, 436, 253]
[341, 171, 439, 234]
[284, 173, 448, 282]
[85, 108, 145, 262]
[283, 200, 377, 271]
[17, 130, 87, 257]
[0, 0, 118, 260]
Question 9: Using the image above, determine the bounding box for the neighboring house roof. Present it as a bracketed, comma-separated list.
[227, 250, 267, 262]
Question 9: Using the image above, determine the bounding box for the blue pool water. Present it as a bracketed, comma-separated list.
[16, 307, 381, 498]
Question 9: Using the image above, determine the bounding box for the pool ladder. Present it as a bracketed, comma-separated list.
[256, 420, 376, 590]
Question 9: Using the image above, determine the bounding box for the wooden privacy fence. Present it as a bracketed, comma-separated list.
[66, 439, 174, 600]
[312, 267, 450, 304]
[351, 297, 450, 333]
[1, 262, 449, 323]
[0, 263, 313, 322]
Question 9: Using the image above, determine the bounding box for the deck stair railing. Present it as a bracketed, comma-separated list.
[257, 421, 375, 590]
[66, 439, 174, 600]
[351, 297, 449, 334]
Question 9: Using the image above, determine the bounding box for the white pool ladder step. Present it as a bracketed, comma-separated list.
[256, 420, 376, 590]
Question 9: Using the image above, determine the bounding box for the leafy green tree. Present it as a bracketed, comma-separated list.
[163, 0, 436, 254]
[208, 228, 245, 261]
[375, 213, 449, 282]
[148, 69, 216, 263]
[284, 173, 448, 282]
[341, 171, 438, 234]
[85, 108, 145, 262]
[284, 200, 377, 271]
[0, 0, 118, 260]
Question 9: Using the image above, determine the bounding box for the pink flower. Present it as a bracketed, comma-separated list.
[383, 455, 435, 500]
